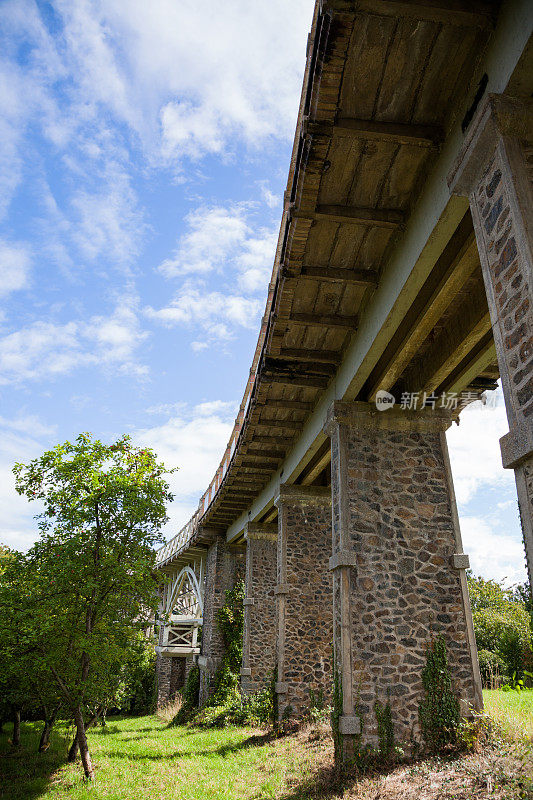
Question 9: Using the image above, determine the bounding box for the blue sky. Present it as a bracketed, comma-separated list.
[0, 0, 526, 586]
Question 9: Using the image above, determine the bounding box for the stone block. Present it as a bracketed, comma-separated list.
[451, 553, 470, 570]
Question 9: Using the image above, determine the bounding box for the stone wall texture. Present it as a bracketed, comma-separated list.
[465, 108, 533, 585]
[242, 533, 277, 693]
[156, 653, 172, 709]
[156, 656, 189, 709]
[472, 146, 533, 422]
[329, 410, 478, 747]
[276, 489, 333, 719]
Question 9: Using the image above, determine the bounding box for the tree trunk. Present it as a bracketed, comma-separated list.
[73, 704, 94, 780]
[67, 709, 100, 762]
[67, 732, 79, 763]
[38, 705, 60, 752]
[12, 708, 21, 747]
[101, 707, 107, 727]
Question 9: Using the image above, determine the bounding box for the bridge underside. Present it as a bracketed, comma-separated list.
[156, 0, 533, 760]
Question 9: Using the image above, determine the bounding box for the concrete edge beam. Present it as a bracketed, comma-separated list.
[323, 401, 453, 436]
[274, 484, 332, 509]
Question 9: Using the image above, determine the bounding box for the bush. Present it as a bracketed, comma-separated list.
[468, 574, 532, 682]
[477, 648, 508, 687]
[211, 580, 245, 707]
[124, 639, 157, 714]
[183, 664, 200, 707]
[419, 635, 460, 752]
[193, 686, 273, 728]
[171, 664, 200, 725]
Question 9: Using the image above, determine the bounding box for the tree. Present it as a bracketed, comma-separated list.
[10, 433, 174, 779]
[468, 573, 532, 683]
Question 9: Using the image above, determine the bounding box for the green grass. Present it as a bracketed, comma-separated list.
[2, 696, 533, 800]
[0, 716, 321, 800]
[483, 688, 533, 741]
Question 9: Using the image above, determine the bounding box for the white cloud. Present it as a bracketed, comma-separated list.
[157, 204, 277, 293]
[135, 401, 236, 535]
[0, 0, 312, 225]
[0, 415, 53, 552]
[461, 515, 526, 586]
[0, 295, 148, 385]
[83, 294, 149, 374]
[69, 162, 147, 268]
[158, 205, 249, 278]
[145, 286, 262, 347]
[0, 0, 65, 218]
[258, 181, 281, 210]
[0, 239, 31, 297]
[446, 387, 526, 584]
[446, 390, 513, 506]
[0, 414, 56, 438]
[102, 0, 313, 164]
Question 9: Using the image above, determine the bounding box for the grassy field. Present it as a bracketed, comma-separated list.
[0, 716, 320, 800]
[483, 688, 533, 740]
[1, 693, 533, 800]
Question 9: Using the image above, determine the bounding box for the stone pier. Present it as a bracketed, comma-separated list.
[325, 402, 481, 758]
[241, 523, 277, 693]
[156, 654, 187, 709]
[274, 485, 333, 720]
[449, 93, 533, 585]
[198, 536, 245, 705]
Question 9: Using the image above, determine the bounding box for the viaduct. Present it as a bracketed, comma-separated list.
[154, 0, 533, 760]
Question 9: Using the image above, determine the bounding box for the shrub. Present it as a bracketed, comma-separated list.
[183, 664, 200, 707]
[419, 635, 460, 752]
[124, 638, 157, 714]
[468, 574, 532, 680]
[171, 664, 200, 726]
[193, 686, 273, 728]
[211, 580, 245, 706]
[308, 688, 330, 725]
[375, 698, 394, 761]
[477, 648, 507, 687]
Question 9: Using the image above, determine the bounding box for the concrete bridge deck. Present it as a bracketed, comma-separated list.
[155, 0, 533, 759]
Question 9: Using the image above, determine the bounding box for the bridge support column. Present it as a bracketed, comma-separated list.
[241, 524, 277, 693]
[274, 485, 332, 721]
[198, 536, 245, 705]
[324, 402, 481, 760]
[449, 94, 533, 585]
[156, 654, 187, 709]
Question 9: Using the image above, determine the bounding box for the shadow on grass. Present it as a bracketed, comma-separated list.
[98, 730, 277, 762]
[0, 725, 72, 800]
[90, 724, 121, 736]
[277, 762, 350, 800]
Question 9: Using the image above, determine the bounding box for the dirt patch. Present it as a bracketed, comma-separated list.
[277, 727, 533, 800]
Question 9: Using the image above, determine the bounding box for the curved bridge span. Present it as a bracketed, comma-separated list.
[155, 0, 533, 757]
